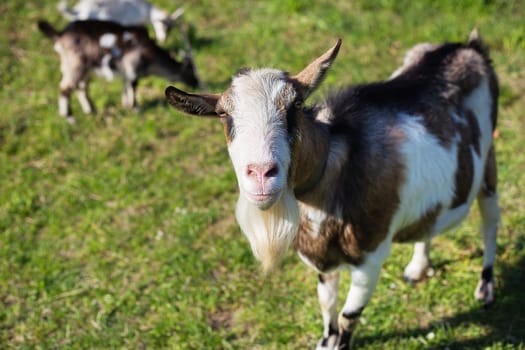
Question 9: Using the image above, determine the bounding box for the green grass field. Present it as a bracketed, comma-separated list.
[1, 0, 524, 349]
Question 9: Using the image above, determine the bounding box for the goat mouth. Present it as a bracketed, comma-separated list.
[247, 192, 280, 209]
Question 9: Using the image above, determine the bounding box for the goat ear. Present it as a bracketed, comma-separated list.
[293, 39, 342, 98]
[165, 86, 219, 117]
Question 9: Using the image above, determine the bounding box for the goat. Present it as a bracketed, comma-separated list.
[57, 0, 184, 43]
[38, 19, 199, 122]
[165, 30, 499, 349]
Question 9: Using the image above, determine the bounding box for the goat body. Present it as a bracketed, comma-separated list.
[165, 31, 499, 349]
[38, 19, 199, 122]
[58, 0, 183, 43]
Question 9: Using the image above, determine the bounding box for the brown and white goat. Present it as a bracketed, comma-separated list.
[165, 31, 499, 349]
[38, 19, 199, 122]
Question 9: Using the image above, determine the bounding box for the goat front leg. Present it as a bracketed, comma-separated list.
[316, 272, 339, 350]
[59, 66, 84, 124]
[336, 242, 391, 349]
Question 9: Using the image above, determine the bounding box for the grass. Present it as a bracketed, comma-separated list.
[1, 0, 524, 349]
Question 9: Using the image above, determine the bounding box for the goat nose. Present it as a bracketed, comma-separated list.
[246, 163, 279, 181]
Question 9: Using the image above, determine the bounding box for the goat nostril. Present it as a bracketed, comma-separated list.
[264, 165, 279, 178]
[246, 165, 260, 179]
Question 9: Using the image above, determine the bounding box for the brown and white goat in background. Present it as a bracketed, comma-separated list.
[38, 20, 199, 123]
[58, 0, 184, 43]
[166, 30, 499, 349]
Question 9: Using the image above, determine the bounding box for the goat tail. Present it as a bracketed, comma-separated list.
[37, 20, 59, 40]
[466, 27, 489, 58]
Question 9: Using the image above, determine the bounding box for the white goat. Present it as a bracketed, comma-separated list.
[38, 19, 200, 123]
[58, 0, 184, 43]
[165, 31, 499, 349]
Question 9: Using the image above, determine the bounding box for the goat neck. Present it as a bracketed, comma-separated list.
[293, 114, 330, 199]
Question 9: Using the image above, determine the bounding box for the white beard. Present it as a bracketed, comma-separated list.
[235, 188, 300, 272]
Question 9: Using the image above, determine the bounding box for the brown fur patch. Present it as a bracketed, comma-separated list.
[292, 115, 329, 195]
[345, 135, 405, 253]
[294, 214, 363, 271]
[415, 104, 456, 150]
[394, 204, 442, 242]
[60, 86, 74, 96]
[464, 109, 482, 156]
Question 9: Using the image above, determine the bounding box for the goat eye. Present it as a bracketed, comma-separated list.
[294, 100, 304, 110]
[218, 111, 229, 118]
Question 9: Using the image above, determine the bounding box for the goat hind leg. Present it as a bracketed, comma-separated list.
[475, 147, 500, 306]
[122, 79, 139, 111]
[403, 240, 432, 283]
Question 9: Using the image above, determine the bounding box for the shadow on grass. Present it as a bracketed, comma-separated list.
[356, 251, 525, 349]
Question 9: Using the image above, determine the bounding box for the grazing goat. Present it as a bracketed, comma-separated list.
[165, 30, 499, 349]
[38, 20, 199, 122]
[58, 0, 184, 43]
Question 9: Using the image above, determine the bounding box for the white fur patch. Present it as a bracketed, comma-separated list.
[392, 113, 458, 232]
[100, 53, 115, 81]
[58, 95, 69, 117]
[53, 42, 63, 54]
[464, 79, 494, 166]
[99, 33, 117, 48]
[303, 206, 327, 238]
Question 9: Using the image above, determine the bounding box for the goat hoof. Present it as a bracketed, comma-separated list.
[316, 334, 338, 350]
[63, 115, 76, 125]
[403, 265, 434, 285]
[404, 275, 417, 285]
[474, 279, 495, 307]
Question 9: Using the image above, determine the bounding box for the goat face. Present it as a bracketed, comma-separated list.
[179, 57, 200, 89]
[165, 39, 342, 210]
[218, 69, 297, 209]
[166, 40, 341, 270]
